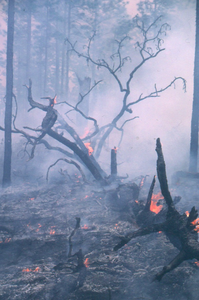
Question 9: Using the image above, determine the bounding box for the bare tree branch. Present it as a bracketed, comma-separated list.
[46, 158, 87, 182]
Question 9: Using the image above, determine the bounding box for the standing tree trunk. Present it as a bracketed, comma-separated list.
[2, 0, 15, 187]
[55, 15, 60, 96]
[44, 1, 49, 94]
[65, 0, 71, 99]
[189, 0, 199, 172]
[60, 0, 67, 96]
[26, 0, 31, 82]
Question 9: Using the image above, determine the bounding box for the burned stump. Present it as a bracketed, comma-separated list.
[114, 138, 199, 281]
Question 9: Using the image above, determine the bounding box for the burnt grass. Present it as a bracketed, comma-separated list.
[0, 176, 199, 300]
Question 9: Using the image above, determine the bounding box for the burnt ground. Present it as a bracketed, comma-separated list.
[0, 175, 199, 300]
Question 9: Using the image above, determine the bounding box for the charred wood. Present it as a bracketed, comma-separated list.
[68, 217, 81, 257]
[111, 147, 117, 176]
[114, 138, 199, 281]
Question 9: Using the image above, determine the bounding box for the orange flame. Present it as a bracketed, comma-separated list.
[185, 211, 189, 217]
[22, 267, 40, 272]
[192, 218, 199, 232]
[84, 143, 94, 156]
[185, 211, 199, 232]
[150, 192, 164, 214]
[54, 95, 57, 104]
[82, 224, 89, 229]
[50, 229, 55, 235]
[84, 258, 89, 268]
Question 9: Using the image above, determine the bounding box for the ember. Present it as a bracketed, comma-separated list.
[150, 192, 163, 214]
[194, 262, 199, 267]
[49, 226, 56, 235]
[22, 267, 40, 272]
[84, 258, 89, 268]
[84, 142, 94, 155]
[81, 224, 89, 230]
[36, 223, 42, 232]
[114, 223, 118, 229]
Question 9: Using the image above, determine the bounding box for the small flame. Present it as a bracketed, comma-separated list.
[185, 211, 190, 217]
[150, 192, 163, 214]
[139, 177, 145, 189]
[82, 224, 89, 229]
[84, 143, 94, 156]
[54, 95, 57, 104]
[192, 218, 199, 232]
[185, 211, 199, 232]
[195, 261, 199, 267]
[5, 238, 11, 243]
[22, 267, 40, 272]
[84, 258, 89, 268]
[50, 229, 55, 235]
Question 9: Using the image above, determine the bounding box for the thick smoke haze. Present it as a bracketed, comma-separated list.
[0, 0, 196, 184]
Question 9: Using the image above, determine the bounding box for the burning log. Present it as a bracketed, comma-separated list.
[111, 147, 117, 176]
[114, 138, 199, 281]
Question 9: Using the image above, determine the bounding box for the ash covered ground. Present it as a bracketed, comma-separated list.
[0, 174, 199, 300]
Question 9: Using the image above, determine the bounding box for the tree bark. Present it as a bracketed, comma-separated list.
[26, 0, 31, 81]
[44, 1, 49, 94]
[2, 0, 15, 187]
[189, 0, 199, 172]
[47, 129, 106, 183]
[65, 0, 71, 99]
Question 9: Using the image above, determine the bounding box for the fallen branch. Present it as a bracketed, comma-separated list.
[46, 158, 87, 183]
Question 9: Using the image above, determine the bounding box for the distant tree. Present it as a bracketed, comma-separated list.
[2, 0, 15, 187]
[189, 0, 199, 172]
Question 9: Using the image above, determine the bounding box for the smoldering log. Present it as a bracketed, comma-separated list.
[114, 138, 199, 281]
[111, 147, 117, 175]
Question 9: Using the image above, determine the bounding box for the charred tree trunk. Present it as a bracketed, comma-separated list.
[26, 0, 31, 82]
[2, 0, 15, 187]
[189, 0, 199, 172]
[55, 16, 60, 96]
[111, 147, 117, 175]
[44, 2, 49, 94]
[65, 0, 71, 99]
[60, 0, 67, 96]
